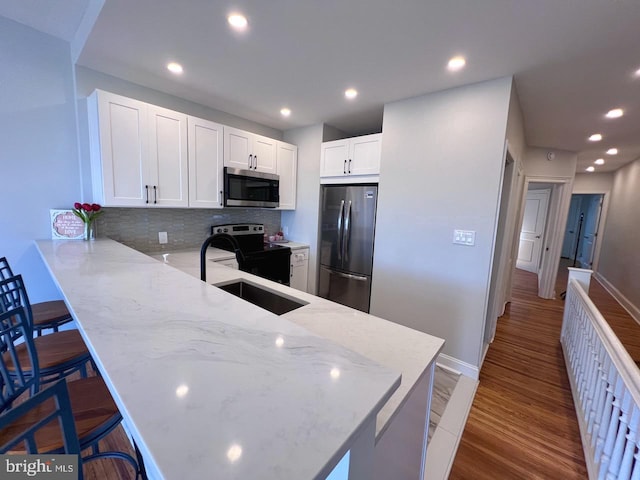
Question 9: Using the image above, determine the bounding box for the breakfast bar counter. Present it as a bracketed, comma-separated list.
[36, 239, 444, 480]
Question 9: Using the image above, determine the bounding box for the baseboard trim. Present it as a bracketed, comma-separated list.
[437, 354, 479, 380]
[594, 272, 640, 326]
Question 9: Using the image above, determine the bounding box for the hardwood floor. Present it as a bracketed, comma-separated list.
[450, 262, 640, 479]
[449, 265, 588, 479]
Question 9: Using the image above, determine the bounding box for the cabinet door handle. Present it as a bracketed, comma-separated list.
[220, 190, 223, 206]
[248, 154, 253, 169]
[348, 158, 352, 174]
[343, 160, 347, 174]
[254, 155, 258, 170]
[145, 185, 149, 204]
[153, 185, 157, 204]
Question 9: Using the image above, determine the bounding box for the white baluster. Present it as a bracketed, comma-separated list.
[599, 377, 625, 480]
[617, 404, 640, 479]
[589, 345, 608, 437]
[606, 390, 633, 479]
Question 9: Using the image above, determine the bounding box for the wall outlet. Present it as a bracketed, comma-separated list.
[453, 229, 475, 246]
[158, 231, 168, 244]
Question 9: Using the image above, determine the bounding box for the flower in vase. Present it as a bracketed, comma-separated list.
[72, 202, 103, 224]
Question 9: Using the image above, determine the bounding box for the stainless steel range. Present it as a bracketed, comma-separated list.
[210, 224, 291, 285]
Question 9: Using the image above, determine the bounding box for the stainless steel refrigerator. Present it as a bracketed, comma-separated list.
[318, 184, 378, 312]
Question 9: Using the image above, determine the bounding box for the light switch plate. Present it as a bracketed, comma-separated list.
[453, 229, 475, 246]
[158, 231, 168, 244]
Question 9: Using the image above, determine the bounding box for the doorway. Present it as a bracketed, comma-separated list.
[513, 177, 574, 299]
[561, 194, 604, 268]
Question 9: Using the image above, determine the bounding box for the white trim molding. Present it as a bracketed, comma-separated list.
[594, 272, 640, 325]
[437, 353, 479, 380]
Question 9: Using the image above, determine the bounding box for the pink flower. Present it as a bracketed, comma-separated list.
[91, 204, 101, 212]
[82, 203, 92, 212]
[74, 202, 81, 210]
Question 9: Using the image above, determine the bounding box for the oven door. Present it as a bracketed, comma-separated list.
[240, 249, 291, 285]
[224, 167, 279, 208]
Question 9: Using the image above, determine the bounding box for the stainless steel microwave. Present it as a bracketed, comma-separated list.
[223, 167, 279, 208]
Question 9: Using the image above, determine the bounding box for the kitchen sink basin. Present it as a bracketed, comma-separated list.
[215, 280, 307, 315]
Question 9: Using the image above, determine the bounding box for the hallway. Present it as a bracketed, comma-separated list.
[449, 266, 588, 478]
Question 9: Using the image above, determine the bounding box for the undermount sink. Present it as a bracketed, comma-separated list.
[215, 280, 307, 315]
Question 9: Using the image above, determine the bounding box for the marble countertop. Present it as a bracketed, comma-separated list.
[36, 239, 400, 480]
[152, 247, 445, 440]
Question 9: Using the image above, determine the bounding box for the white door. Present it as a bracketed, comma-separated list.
[188, 117, 224, 208]
[517, 189, 550, 273]
[349, 134, 381, 176]
[578, 195, 603, 268]
[147, 105, 189, 207]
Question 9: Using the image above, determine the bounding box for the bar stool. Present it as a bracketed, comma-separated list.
[0, 257, 73, 336]
[0, 275, 91, 384]
[0, 306, 145, 479]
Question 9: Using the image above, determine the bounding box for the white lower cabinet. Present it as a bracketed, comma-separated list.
[290, 248, 309, 292]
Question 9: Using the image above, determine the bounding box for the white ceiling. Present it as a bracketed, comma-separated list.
[3, 0, 640, 174]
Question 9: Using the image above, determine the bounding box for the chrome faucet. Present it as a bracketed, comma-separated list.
[200, 233, 246, 282]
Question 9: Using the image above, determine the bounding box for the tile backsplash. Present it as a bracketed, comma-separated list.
[96, 208, 282, 253]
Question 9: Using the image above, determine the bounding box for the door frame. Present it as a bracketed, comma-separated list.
[569, 188, 610, 273]
[516, 175, 574, 299]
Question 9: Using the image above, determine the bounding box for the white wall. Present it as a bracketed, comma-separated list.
[524, 147, 577, 177]
[370, 77, 513, 371]
[281, 124, 324, 294]
[597, 158, 640, 314]
[573, 172, 613, 193]
[76, 66, 283, 139]
[0, 17, 82, 302]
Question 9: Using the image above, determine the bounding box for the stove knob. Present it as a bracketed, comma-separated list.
[223, 228, 228, 233]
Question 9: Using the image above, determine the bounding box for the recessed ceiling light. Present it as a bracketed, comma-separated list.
[167, 62, 183, 74]
[280, 107, 291, 117]
[345, 88, 358, 99]
[605, 108, 624, 118]
[635, 67, 640, 77]
[594, 158, 605, 165]
[606, 148, 618, 155]
[586, 166, 595, 172]
[447, 56, 466, 71]
[228, 13, 248, 30]
[588, 133, 602, 142]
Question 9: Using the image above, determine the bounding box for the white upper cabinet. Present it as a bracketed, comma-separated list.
[187, 117, 224, 208]
[277, 141, 298, 210]
[224, 126, 277, 174]
[147, 105, 189, 207]
[89, 90, 297, 210]
[89, 90, 188, 207]
[320, 133, 382, 183]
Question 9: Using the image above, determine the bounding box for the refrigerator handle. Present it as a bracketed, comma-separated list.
[343, 200, 352, 262]
[337, 200, 345, 261]
[332, 270, 368, 282]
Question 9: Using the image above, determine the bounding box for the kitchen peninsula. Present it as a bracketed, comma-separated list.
[36, 239, 444, 480]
